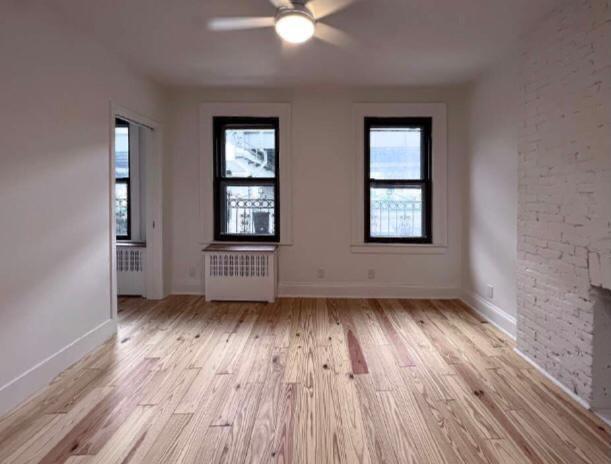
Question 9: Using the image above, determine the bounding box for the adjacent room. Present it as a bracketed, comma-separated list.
[1, 0, 610, 462]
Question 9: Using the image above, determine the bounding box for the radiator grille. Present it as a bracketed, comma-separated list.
[208, 253, 269, 278]
[117, 248, 144, 272]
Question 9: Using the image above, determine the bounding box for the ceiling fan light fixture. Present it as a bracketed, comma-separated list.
[275, 7, 315, 44]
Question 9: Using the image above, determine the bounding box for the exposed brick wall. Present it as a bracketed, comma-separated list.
[517, 0, 611, 402]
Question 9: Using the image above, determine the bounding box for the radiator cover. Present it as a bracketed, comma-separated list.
[203, 244, 278, 303]
[117, 246, 145, 296]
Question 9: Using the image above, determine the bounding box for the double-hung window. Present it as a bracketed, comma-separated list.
[115, 118, 130, 240]
[213, 117, 280, 242]
[364, 117, 432, 243]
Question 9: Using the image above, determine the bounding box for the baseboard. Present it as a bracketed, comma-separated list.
[171, 283, 204, 295]
[594, 409, 611, 427]
[0, 319, 117, 417]
[278, 281, 460, 299]
[515, 349, 611, 427]
[514, 347, 591, 410]
[173, 280, 460, 299]
[460, 291, 516, 340]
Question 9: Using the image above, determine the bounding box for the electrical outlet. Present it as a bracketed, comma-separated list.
[188, 266, 197, 278]
[368, 269, 376, 280]
[317, 268, 325, 279]
[487, 284, 494, 300]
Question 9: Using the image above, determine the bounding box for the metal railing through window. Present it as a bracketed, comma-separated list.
[225, 195, 275, 235]
[370, 199, 422, 237]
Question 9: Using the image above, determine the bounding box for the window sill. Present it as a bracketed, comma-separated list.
[204, 240, 293, 247]
[350, 243, 447, 255]
[203, 243, 278, 253]
[117, 241, 146, 248]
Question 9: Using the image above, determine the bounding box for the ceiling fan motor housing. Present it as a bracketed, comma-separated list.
[274, 1, 316, 43]
[275, 2, 315, 23]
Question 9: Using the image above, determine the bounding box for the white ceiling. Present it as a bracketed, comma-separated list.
[50, 0, 557, 87]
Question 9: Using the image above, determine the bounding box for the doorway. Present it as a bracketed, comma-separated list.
[109, 104, 165, 320]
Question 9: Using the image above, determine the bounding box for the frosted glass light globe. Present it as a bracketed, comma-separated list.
[275, 11, 315, 44]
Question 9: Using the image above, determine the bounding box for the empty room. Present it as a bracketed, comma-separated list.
[1, 0, 610, 462]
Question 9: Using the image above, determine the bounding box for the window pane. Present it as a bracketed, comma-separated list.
[224, 128, 275, 178]
[115, 183, 128, 237]
[370, 187, 422, 238]
[370, 127, 421, 180]
[115, 126, 129, 178]
[221, 185, 275, 236]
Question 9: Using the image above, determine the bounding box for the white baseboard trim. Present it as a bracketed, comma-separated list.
[460, 291, 516, 340]
[592, 409, 611, 427]
[171, 283, 204, 295]
[173, 280, 460, 300]
[0, 319, 117, 417]
[278, 281, 460, 299]
[594, 409, 611, 427]
[514, 347, 591, 410]
[462, 293, 610, 429]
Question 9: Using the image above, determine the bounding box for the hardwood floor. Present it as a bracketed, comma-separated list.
[0, 296, 609, 463]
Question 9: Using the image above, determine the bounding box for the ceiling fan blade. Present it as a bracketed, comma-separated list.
[208, 17, 275, 31]
[308, 0, 357, 19]
[269, 0, 293, 8]
[315, 22, 354, 47]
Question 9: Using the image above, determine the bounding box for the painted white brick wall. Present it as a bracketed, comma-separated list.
[517, 0, 611, 402]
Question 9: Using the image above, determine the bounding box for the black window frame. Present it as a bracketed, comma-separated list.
[213, 116, 280, 242]
[115, 118, 131, 241]
[364, 117, 432, 244]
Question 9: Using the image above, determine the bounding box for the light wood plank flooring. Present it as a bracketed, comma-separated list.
[0, 296, 609, 463]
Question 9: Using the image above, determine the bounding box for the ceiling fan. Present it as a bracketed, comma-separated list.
[208, 0, 357, 46]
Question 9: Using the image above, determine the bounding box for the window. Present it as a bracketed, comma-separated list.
[115, 118, 130, 240]
[213, 117, 280, 242]
[364, 117, 432, 243]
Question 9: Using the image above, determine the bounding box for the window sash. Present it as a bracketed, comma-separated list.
[213, 117, 280, 242]
[364, 117, 432, 243]
[115, 118, 131, 240]
[115, 178, 131, 240]
[217, 181, 277, 239]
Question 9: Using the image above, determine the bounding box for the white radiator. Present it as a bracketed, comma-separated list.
[203, 245, 278, 303]
[117, 246, 145, 296]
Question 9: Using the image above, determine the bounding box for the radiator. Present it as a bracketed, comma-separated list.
[117, 246, 145, 296]
[203, 245, 278, 303]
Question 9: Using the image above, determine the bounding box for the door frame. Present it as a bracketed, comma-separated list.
[109, 102, 165, 320]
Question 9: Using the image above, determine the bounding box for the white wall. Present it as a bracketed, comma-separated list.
[0, 2, 165, 415]
[463, 56, 520, 336]
[166, 86, 468, 297]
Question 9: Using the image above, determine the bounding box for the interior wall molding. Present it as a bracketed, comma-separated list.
[594, 409, 611, 427]
[460, 291, 517, 340]
[514, 347, 591, 410]
[461, 293, 611, 426]
[172, 282, 460, 299]
[277, 282, 459, 299]
[0, 319, 116, 417]
[199, 102, 293, 246]
[461, 294, 611, 426]
[351, 102, 448, 251]
[171, 283, 205, 295]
